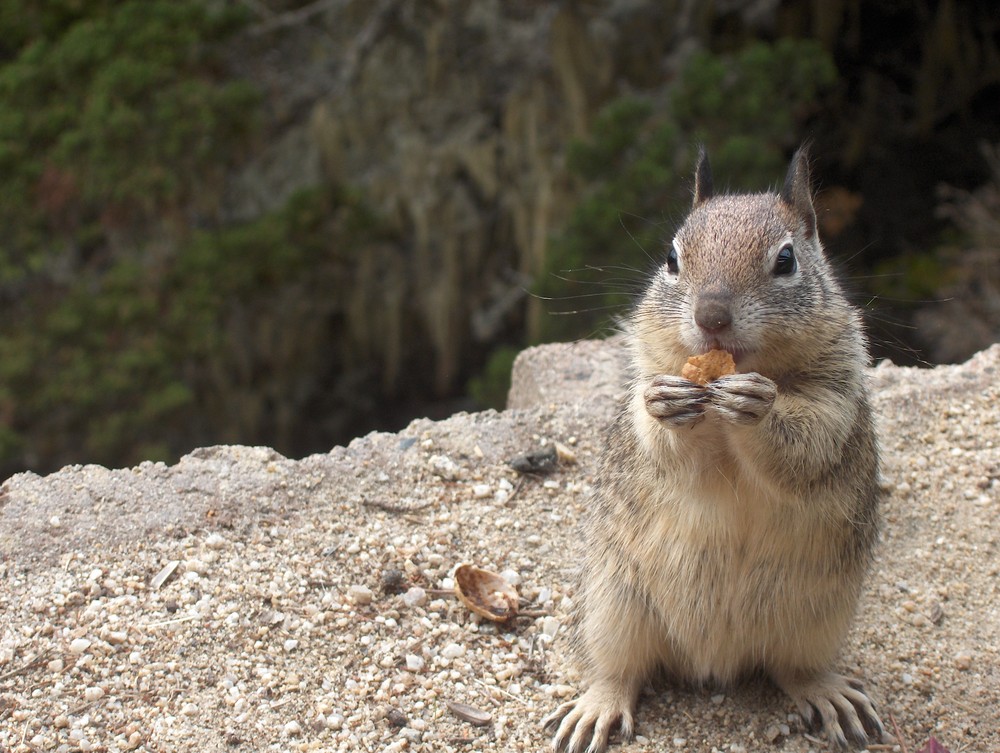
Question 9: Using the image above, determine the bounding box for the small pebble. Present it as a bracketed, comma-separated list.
[84, 686, 105, 702]
[401, 587, 427, 608]
[347, 585, 374, 605]
[500, 569, 521, 586]
[400, 727, 423, 743]
[381, 569, 406, 595]
[69, 638, 92, 655]
[386, 707, 408, 727]
[472, 484, 491, 498]
[429, 454, 461, 481]
[405, 654, 425, 672]
[283, 720, 302, 737]
[284, 639, 299, 652]
[955, 650, 973, 670]
[441, 643, 465, 660]
[204, 532, 226, 549]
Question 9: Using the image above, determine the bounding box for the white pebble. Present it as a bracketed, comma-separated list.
[327, 714, 344, 730]
[181, 702, 199, 716]
[347, 585, 373, 605]
[184, 559, 208, 576]
[49, 515, 61, 528]
[83, 686, 105, 702]
[673, 738, 687, 747]
[78, 738, 93, 752]
[400, 727, 422, 743]
[284, 639, 299, 652]
[500, 569, 521, 586]
[69, 638, 92, 655]
[472, 484, 491, 499]
[441, 643, 465, 660]
[204, 532, 226, 549]
[429, 454, 461, 481]
[47, 659, 64, 672]
[401, 587, 427, 608]
[283, 720, 302, 737]
[405, 654, 425, 672]
[541, 616, 560, 638]
[426, 553, 445, 567]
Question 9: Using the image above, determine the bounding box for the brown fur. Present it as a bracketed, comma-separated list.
[545, 148, 884, 753]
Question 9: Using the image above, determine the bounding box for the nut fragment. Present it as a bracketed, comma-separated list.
[453, 564, 518, 621]
[681, 349, 736, 385]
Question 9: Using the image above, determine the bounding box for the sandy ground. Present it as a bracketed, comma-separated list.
[0, 341, 997, 753]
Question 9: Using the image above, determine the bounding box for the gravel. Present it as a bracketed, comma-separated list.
[0, 341, 997, 753]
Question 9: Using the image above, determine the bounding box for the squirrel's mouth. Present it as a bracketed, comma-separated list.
[700, 339, 748, 366]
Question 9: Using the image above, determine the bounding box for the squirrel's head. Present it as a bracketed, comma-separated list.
[634, 146, 854, 376]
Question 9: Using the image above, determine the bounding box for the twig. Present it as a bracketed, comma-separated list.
[0, 649, 54, 682]
[362, 496, 438, 514]
[245, 0, 348, 36]
[140, 614, 200, 629]
[890, 712, 908, 753]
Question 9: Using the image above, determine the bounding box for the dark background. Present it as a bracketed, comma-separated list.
[1, 0, 998, 478]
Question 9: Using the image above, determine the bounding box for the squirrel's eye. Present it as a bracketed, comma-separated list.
[666, 245, 679, 274]
[774, 244, 796, 276]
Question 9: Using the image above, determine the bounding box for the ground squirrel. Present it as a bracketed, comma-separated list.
[545, 147, 885, 752]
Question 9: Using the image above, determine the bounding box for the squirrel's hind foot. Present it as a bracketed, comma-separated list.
[774, 670, 886, 750]
[543, 680, 638, 753]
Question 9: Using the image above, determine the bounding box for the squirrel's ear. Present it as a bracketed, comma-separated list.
[693, 146, 713, 206]
[780, 145, 817, 238]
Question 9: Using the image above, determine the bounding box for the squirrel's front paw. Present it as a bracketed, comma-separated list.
[706, 373, 776, 425]
[644, 375, 707, 427]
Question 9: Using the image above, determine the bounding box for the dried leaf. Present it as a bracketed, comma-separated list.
[446, 700, 492, 726]
[149, 560, 179, 590]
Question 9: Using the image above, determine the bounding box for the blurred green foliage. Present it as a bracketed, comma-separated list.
[536, 38, 837, 342]
[0, 186, 391, 471]
[0, 0, 257, 280]
[0, 0, 272, 473]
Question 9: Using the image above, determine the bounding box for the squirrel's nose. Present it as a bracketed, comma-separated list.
[694, 295, 733, 333]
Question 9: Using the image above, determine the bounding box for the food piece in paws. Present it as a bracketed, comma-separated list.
[681, 349, 736, 385]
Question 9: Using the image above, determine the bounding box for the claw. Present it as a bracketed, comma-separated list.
[775, 671, 885, 750]
[544, 682, 638, 753]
